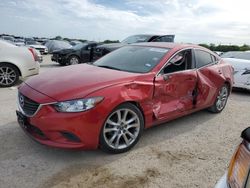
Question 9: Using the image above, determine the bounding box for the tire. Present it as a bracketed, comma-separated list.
[0, 63, 19, 87]
[100, 103, 144, 154]
[208, 84, 229, 113]
[67, 55, 80, 65]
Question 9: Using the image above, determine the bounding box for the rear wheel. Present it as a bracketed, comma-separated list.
[100, 103, 144, 154]
[0, 64, 19, 87]
[67, 55, 80, 65]
[208, 84, 229, 113]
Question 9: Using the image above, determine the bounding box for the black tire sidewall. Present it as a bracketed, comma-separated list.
[99, 103, 144, 154]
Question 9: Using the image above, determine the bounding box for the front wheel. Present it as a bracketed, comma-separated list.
[100, 103, 144, 154]
[208, 84, 229, 113]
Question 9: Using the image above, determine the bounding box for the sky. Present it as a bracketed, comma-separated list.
[0, 0, 250, 45]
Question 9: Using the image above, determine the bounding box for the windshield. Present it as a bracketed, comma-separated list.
[71, 43, 87, 50]
[221, 51, 250, 60]
[93, 46, 169, 73]
[121, 35, 151, 44]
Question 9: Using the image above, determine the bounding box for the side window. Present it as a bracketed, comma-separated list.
[195, 50, 213, 68]
[162, 50, 193, 74]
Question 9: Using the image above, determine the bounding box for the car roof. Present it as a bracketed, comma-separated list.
[131, 42, 203, 49]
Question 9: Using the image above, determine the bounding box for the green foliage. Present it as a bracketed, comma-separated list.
[54, 36, 62, 40]
[103, 40, 120, 44]
[199, 43, 250, 52]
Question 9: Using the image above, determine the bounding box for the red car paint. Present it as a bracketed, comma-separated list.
[17, 43, 233, 150]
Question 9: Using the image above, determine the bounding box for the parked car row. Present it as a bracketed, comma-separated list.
[51, 42, 97, 65]
[49, 34, 175, 65]
[93, 34, 175, 61]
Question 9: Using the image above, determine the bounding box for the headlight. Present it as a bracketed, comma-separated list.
[54, 97, 103, 112]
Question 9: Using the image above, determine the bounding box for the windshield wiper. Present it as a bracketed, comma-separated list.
[96, 65, 122, 71]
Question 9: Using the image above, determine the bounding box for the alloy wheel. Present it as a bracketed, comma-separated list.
[103, 108, 141, 150]
[216, 86, 228, 111]
[0, 66, 17, 86]
[69, 57, 79, 65]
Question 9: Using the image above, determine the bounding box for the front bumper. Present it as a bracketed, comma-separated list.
[51, 54, 67, 64]
[214, 173, 229, 188]
[16, 102, 106, 149]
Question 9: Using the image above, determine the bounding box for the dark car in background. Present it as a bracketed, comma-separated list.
[51, 42, 98, 65]
[45, 40, 72, 54]
[93, 34, 175, 61]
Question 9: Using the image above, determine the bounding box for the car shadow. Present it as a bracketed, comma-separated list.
[1, 109, 216, 161]
[0, 109, 218, 187]
[232, 88, 250, 95]
[40, 63, 61, 68]
[137, 110, 216, 149]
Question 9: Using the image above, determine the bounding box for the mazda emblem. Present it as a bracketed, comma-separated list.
[19, 95, 24, 107]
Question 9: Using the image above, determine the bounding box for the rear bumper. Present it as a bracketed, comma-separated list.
[21, 61, 40, 78]
[214, 173, 229, 188]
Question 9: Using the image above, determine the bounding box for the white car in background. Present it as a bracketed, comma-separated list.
[221, 51, 250, 90]
[25, 41, 48, 54]
[0, 40, 40, 87]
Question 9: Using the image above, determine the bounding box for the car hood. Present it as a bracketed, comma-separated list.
[97, 43, 125, 51]
[24, 64, 139, 101]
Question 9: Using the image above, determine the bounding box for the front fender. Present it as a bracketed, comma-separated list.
[86, 81, 155, 128]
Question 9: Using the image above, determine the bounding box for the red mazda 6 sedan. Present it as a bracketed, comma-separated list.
[17, 43, 233, 153]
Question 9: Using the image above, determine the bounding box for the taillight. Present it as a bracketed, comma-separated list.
[28, 48, 39, 61]
[227, 143, 250, 188]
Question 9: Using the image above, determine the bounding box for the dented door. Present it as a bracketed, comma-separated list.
[194, 49, 226, 108]
[196, 65, 225, 108]
[153, 70, 197, 120]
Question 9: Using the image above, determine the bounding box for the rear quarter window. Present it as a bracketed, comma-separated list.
[195, 50, 213, 68]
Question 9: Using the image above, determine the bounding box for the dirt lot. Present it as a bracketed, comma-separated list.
[0, 55, 250, 188]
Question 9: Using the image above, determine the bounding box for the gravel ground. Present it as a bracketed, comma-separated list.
[0, 55, 250, 188]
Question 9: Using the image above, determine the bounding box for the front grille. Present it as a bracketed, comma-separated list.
[18, 93, 40, 116]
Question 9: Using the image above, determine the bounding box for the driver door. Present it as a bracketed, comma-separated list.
[153, 49, 197, 120]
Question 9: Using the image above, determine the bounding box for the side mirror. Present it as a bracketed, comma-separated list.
[155, 74, 171, 82]
[241, 127, 250, 143]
